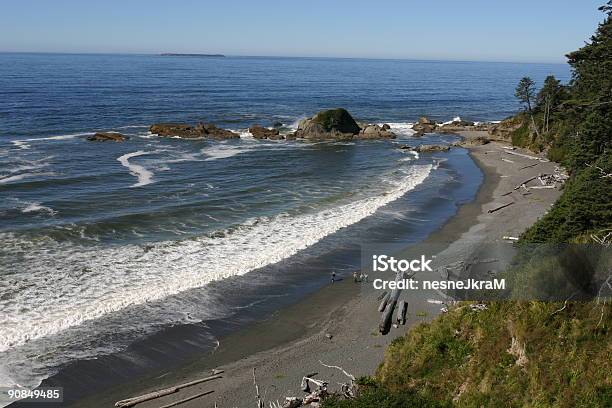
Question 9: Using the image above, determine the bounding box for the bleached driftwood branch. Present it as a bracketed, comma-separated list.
[319, 360, 355, 381]
[586, 162, 612, 178]
[253, 368, 264, 408]
[505, 150, 549, 162]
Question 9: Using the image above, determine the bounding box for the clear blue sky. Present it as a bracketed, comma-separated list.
[0, 0, 606, 62]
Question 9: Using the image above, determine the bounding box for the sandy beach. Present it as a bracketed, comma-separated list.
[71, 134, 562, 408]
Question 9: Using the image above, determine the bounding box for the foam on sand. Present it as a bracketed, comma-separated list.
[117, 151, 155, 187]
[0, 164, 432, 354]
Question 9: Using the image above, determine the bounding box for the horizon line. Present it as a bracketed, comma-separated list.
[0, 50, 569, 65]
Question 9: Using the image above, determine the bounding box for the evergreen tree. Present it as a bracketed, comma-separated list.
[564, 2, 612, 169]
[515, 77, 541, 140]
[536, 75, 562, 133]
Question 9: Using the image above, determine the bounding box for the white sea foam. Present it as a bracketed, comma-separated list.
[117, 151, 155, 187]
[0, 164, 432, 353]
[9, 133, 92, 151]
[384, 122, 416, 137]
[0, 172, 55, 184]
[439, 116, 461, 126]
[21, 202, 57, 216]
[201, 145, 245, 161]
[200, 140, 294, 161]
[11, 140, 30, 150]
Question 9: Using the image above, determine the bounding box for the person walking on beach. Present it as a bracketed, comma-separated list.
[331, 271, 336, 284]
[353, 271, 359, 283]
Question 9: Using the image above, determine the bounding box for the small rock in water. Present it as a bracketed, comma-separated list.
[249, 124, 283, 140]
[414, 144, 451, 153]
[87, 132, 127, 142]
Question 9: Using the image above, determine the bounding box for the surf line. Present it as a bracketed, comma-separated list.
[117, 151, 155, 187]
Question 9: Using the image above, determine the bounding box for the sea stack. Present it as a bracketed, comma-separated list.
[288, 108, 396, 140]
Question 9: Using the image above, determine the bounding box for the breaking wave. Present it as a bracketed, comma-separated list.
[0, 163, 432, 354]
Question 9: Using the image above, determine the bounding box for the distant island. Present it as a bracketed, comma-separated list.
[160, 53, 225, 57]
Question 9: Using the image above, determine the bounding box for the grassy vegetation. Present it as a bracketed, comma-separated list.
[324, 302, 611, 408]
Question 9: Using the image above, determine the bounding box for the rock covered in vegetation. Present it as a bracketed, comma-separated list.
[248, 125, 283, 140]
[87, 132, 127, 142]
[489, 115, 525, 141]
[149, 122, 239, 139]
[288, 109, 396, 140]
[291, 108, 361, 140]
[293, 108, 357, 139]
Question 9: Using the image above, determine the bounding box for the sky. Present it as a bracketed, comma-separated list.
[0, 0, 607, 62]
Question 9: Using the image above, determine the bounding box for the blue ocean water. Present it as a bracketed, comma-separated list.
[0, 53, 570, 400]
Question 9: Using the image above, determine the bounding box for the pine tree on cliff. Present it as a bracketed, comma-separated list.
[565, 0, 612, 169]
[515, 76, 541, 141]
[536, 75, 562, 133]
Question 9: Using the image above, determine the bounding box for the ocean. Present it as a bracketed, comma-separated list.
[0, 53, 570, 404]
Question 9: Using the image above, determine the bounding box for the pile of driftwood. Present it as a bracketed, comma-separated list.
[513, 170, 567, 192]
[264, 361, 358, 408]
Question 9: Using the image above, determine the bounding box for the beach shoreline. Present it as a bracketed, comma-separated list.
[67, 135, 562, 408]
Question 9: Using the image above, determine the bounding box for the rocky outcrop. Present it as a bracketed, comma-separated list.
[452, 135, 490, 147]
[436, 120, 493, 134]
[149, 122, 239, 139]
[414, 144, 451, 153]
[288, 109, 396, 140]
[396, 144, 451, 153]
[87, 132, 127, 142]
[436, 119, 475, 133]
[412, 117, 436, 136]
[489, 116, 524, 142]
[291, 108, 361, 140]
[249, 125, 284, 140]
[355, 124, 396, 140]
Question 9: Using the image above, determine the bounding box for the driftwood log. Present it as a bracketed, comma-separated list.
[505, 150, 549, 162]
[157, 390, 215, 408]
[519, 162, 539, 170]
[488, 202, 514, 213]
[378, 292, 390, 312]
[396, 300, 407, 325]
[114, 373, 223, 408]
[514, 176, 538, 190]
[379, 273, 403, 334]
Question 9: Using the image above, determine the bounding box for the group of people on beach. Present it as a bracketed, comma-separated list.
[329, 271, 368, 283]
